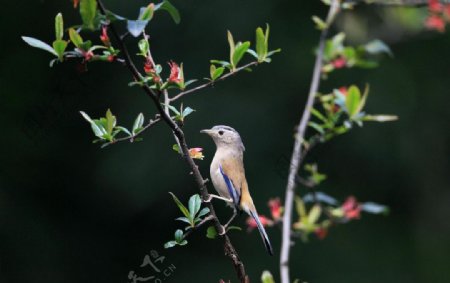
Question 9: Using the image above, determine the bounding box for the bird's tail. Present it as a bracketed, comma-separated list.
[249, 209, 274, 256]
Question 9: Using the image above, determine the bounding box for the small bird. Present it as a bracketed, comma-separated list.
[200, 125, 273, 256]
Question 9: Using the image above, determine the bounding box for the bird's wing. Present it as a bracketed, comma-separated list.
[219, 158, 244, 207]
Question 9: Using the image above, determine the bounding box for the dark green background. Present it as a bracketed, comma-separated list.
[1, 0, 449, 282]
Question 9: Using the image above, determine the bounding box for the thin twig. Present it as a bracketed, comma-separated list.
[102, 116, 161, 147]
[182, 215, 215, 240]
[96, 1, 247, 282]
[279, 1, 340, 283]
[169, 61, 258, 102]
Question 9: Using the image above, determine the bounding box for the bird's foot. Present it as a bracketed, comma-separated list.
[218, 225, 226, 236]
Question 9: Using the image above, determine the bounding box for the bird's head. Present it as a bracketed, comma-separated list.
[200, 125, 245, 151]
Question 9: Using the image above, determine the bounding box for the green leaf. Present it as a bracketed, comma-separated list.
[355, 84, 369, 115]
[114, 126, 132, 136]
[80, 0, 97, 30]
[178, 240, 188, 246]
[197, 207, 210, 218]
[206, 226, 217, 239]
[345, 85, 361, 118]
[139, 4, 155, 21]
[361, 202, 390, 215]
[261, 271, 275, 283]
[172, 144, 181, 153]
[188, 194, 201, 221]
[182, 107, 195, 118]
[308, 121, 325, 134]
[132, 113, 144, 134]
[232, 41, 250, 69]
[210, 65, 225, 81]
[22, 36, 58, 57]
[312, 15, 327, 30]
[69, 28, 84, 49]
[169, 192, 190, 219]
[55, 13, 64, 40]
[138, 39, 149, 56]
[127, 20, 149, 38]
[155, 0, 180, 24]
[365, 39, 393, 57]
[105, 109, 116, 135]
[174, 229, 184, 242]
[362, 115, 398, 122]
[310, 108, 328, 123]
[52, 40, 67, 61]
[227, 31, 235, 65]
[255, 27, 266, 62]
[164, 240, 177, 249]
[308, 204, 322, 224]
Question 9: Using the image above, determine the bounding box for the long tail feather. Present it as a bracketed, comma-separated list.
[249, 210, 274, 256]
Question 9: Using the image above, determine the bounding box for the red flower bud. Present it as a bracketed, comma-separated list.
[315, 227, 328, 240]
[268, 198, 282, 220]
[428, 0, 443, 13]
[342, 196, 361, 220]
[168, 61, 181, 83]
[100, 26, 110, 47]
[246, 215, 273, 231]
[332, 57, 347, 69]
[425, 15, 446, 32]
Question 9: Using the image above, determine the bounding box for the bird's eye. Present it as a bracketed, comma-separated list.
[218, 130, 224, 136]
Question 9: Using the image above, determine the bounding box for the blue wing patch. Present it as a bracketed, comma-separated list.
[219, 165, 240, 206]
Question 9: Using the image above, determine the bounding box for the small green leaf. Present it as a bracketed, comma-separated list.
[188, 194, 201, 221]
[345, 85, 361, 118]
[210, 65, 225, 81]
[182, 107, 195, 118]
[308, 204, 322, 224]
[138, 39, 149, 56]
[365, 39, 393, 57]
[155, 0, 180, 24]
[139, 4, 155, 21]
[132, 113, 144, 134]
[206, 226, 217, 239]
[261, 271, 275, 283]
[127, 20, 149, 38]
[172, 144, 181, 153]
[255, 27, 266, 62]
[197, 207, 210, 218]
[69, 28, 84, 49]
[308, 121, 325, 134]
[227, 31, 235, 64]
[114, 126, 132, 136]
[164, 240, 177, 249]
[232, 41, 250, 69]
[174, 229, 184, 242]
[361, 202, 390, 215]
[169, 192, 190, 219]
[362, 115, 398, 122]
[312, 15, 327, 30]
[52, 40, 67, 61]
[55, 13, 64, 40]
[105, 109, 116, 135]
[22, 36, 58, 57]
[80, 0, 97, 30]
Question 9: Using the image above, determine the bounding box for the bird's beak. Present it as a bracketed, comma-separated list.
[200, 129, 213, 135]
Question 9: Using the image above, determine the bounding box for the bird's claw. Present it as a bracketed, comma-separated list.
[203, 194, 213, 203]
[218, 225, 226, 236]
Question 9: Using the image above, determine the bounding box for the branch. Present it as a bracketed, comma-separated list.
[169, 61, 258, 102]
[96, 1, 248, 282]
[103, 116, 161, 147]
[279, 1, 340, 283]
